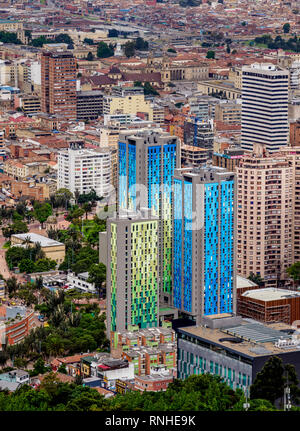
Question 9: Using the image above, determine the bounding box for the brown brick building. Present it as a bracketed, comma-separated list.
[290, 120, 300, 147]
[237, 284, 300, 325]
[41, 47, 77, 120]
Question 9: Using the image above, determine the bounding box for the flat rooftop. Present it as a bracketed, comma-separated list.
[237, 275, 258, 289]
[242, 288, 300, 302]
[178, 320, 299, 358]
[11, 233, 64, 247]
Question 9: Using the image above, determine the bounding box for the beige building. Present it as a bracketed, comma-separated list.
[11, 233, 65, 265]
[214, 101, 241, 124]
[103, 86, 153, 119]
[181, 145, 208, 167]
[0, 20, 23, 32]
[279, 146, 300, 263]
[3, 160, 49, 180]
[146, 54, 209, 84]
[228, 66, 242, 90]
[198, 80, 241, 100]
[237, 143, 293, 287]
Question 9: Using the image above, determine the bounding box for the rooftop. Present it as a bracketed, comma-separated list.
[178, 320, 300, 358]
[242, 288, 300, 302]
[11, 233, 64, 247]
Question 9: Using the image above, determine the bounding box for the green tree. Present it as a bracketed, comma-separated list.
[33, 202, 52, 228]
[5, 277, 19, 295]
[86, 51, 94, 61]
[143, 82, 159, 96]
[19, 258, 35, 274]
[88, 263, 106, 297]
[124, 41, 135, 58]
[250, 357, 300, 406]
[248, 272, 263, 286]
[206, 50, 215, 59]
[58, 363, 67, 374]
[34, 258, 57, 273]
[283, 23, 290, 34]
[97, 41, 114, 58]
[287, 262, 300, 284]
[135, 37, 148, 51]
[84, 38, 94, 45]
[108, 29, 119, 38]
[31, 357, 48, 376]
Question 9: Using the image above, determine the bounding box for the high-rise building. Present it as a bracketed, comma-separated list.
[118, 130, 180, 305]
[241, 63, 289, 153]
[279, 146, 300, 263]
[237, 144, 293, 287]
[57, 142, 111, 197]
[183, 118, 214, 157]
[172, 165, 236, 324]
[41, 46, 77, 120]
[103, 209, 159, 336]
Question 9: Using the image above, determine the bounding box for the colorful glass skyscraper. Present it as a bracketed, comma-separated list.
[103, 209, 159, 336]
[118, 130, 180, 305]
[172, 166, 237, 324]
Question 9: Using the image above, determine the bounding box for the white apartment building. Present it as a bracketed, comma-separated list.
[241, 63, 289, 153]
[57, 143, 111, 197]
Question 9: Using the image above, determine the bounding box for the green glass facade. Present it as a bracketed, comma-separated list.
[131, 221, 158, 328]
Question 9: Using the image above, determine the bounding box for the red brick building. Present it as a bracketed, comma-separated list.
[237, 286, 300, 325]
[134, 372, 174, 392]
[2, 309, 35, 346]
[41, 48, 77, 120]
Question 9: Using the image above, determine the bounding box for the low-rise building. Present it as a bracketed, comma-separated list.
[67, 272, 96, 294]
[76, 90, 103, 121]
[177, 320, 300, 391]
[10, 233, 65, 265]
[0, 305, 35, 347]
[0, 370, 29, 392]
[237, 285, 300, 325]
[212, 147, 245, 172]
[181, 144, 208, 168]
[134, 368, 174, 392]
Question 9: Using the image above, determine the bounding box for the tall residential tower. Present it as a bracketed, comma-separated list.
[172, 165, 237, 325]
[41, 45, 77, 120]
[103, 209, 159, 336]
[118, 130, 180, 305]
[241, 63, 289, 153]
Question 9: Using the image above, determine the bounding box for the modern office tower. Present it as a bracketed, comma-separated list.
[214, 100, 241, 125]
[76, 90, 103, 121]
[241, 63, 289, 153]
[58, 142, 111, 197]
[118, 130, 180, 305]
[41, 46, 77, 120]
[183, 118, 214, 157]
[172, 165, 236, 324]
[104, 209, 159, 336]
[237, 144, 293, 287]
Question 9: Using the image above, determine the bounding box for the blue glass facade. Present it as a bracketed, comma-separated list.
[118, 142, 127, 209]
[128, 144, 136, 210]
[173, 178, 183, 309]
[220, 181, 234, 313]
[148, 146, 161, 216]
[162, 143, 177, 293]
[173, 172, 235, 319]
[204, 183, 219, 316]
